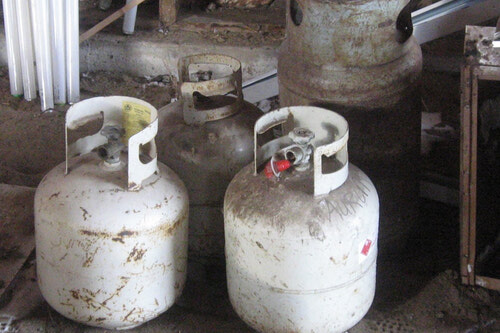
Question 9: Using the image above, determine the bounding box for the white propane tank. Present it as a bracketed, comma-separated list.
[224, 106, 379, 333]
[35, 96, 189, 329]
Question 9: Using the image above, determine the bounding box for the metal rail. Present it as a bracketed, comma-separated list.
[412, 0, 500, 44]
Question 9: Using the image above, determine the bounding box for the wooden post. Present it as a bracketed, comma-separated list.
[159, 0, 179, 27]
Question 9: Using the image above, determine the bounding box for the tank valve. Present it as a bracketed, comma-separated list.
[265, 127, 315, 179]
[284, 127, 315, 171]
[97, 126, 126, 164]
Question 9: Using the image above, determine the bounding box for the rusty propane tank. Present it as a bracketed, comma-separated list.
[157, 54, 262, 265]
[225, 106, 379, 333]
[278, 0, 422, 254]
[35, 97, 189, 329]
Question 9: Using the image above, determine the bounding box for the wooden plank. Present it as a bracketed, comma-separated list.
[0, 185, 36, 299]
[459, 64, 472, 285]
[159, 0, 179, 27]
[476, 275, 500, 291]
[477, 66, 500, 81]
[79, 0, 148, 43]
[468, 68, 479, 285]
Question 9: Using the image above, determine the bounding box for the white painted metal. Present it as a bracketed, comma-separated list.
[31, 0, 54, 111]
[35, 96, 189, 329]
[50, 0, 66, 104]
[2, 0, 23, 97]
[15, 0, 36, 101]
[225, 106, 379, 333]
[66, 0, 80, 103]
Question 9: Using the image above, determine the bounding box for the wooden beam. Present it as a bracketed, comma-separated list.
[476, 275, 500, 291]
[459, 64, 472, 285]
[159, 0, 179, 27]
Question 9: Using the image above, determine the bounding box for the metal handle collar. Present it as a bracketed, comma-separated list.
[254, 106, 349, 196]
[65, 96, 159, 191]
[178, 54, 243, 125]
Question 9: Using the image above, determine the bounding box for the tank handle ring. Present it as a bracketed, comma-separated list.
[65, 96, 159, 191]
[254, 106, 349, 196]
[178, 54, 243, 125]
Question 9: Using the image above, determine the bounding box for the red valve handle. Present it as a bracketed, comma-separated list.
[264, 160, 292, 179]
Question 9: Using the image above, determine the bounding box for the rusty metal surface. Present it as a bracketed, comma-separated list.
[0, 184, 35, 299]
[157, 98, 261, 262]
[178, 54, 243, 125]
[278, 0, 422, 109]
[34, 154, 189, 329]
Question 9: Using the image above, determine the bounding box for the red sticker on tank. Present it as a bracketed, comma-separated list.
[361, 239, 372, 256]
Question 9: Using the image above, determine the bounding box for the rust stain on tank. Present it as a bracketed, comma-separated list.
[80, 207, 90, 220]
[83, 247, 99, 267]
[158, 207, 188, 237]
[102, 278, 129, 306]
[79, 229, 137, 244]
[80, 230, 108, 237]
[111, 237, 125, 244]
[127, 245, 147, 262]
[123, 307, 136, 321]
[70, 289, 80, 300]
[378, 19, 394, 28]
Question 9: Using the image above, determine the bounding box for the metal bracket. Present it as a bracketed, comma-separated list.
[178, 54, 243, 125]
[254, 106, 349, 196]
[65, 96, 159, 191]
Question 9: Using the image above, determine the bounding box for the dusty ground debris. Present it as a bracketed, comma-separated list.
[0, 1, 499, 331]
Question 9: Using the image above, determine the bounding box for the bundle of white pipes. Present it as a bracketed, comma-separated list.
[2, 0, 80, 111]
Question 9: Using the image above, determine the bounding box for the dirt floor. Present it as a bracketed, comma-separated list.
[0, 1, 500, 333]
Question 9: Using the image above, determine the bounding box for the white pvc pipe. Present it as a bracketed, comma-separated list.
[66, 0, 79, 104]
[15, 0, 37, 101]
[50, 0, 66, 105]
[2, 0, 23, 97]
[123, 0, 138, 35]
[31, 0, 54, 111]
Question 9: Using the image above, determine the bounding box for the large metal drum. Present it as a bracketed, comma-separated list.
[225, 106, 379, 333]
[157, 54, 261, 265]
[35, 97, 189, 329]
[278, 0, 422, 254]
